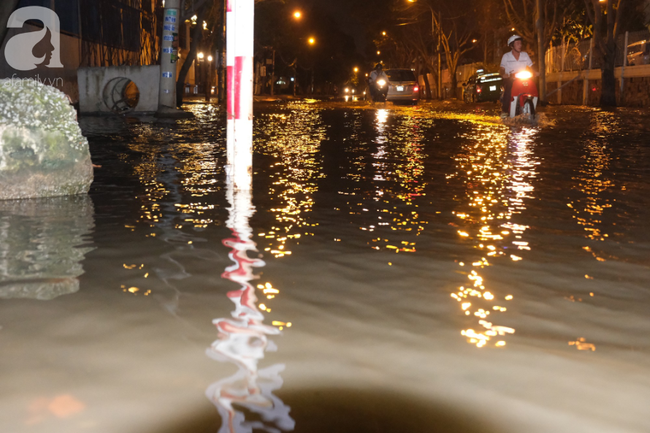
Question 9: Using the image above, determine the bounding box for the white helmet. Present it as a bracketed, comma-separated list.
[508, 35, 523, 46]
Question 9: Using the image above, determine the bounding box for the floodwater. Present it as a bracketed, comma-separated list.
[1, 101, 649, 433]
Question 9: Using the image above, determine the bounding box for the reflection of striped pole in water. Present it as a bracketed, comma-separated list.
[226, 0, 254, 191]
[205, 185, 294, 432]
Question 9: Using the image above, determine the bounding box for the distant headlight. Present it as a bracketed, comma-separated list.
[515, 70, 532, 80]
[377, 79, 386, 87]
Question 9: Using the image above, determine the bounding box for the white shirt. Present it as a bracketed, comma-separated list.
[369, 69, 388, 84]
[500, 51, 533, 76]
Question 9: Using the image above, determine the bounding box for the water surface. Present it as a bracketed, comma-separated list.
[1, 102, 649, 433]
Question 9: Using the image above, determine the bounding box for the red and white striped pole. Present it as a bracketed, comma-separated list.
[226, 0, 254, 191]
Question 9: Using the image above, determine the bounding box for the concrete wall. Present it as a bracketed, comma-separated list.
[78, 65, 160, 114]
[546, 64, 650, 106]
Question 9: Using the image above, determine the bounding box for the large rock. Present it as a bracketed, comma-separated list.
[0, 79, 93, 200]
[0, 195, 95, 300]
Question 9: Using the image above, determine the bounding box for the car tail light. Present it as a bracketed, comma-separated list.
[476, 85, 482, 93]
[413, 86, 419, 93]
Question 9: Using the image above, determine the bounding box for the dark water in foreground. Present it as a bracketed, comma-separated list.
[1, 102, 649, 433]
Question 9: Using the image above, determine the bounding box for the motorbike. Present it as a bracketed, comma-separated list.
[507, 70, 538, 118]
[370, 78, 388, 103]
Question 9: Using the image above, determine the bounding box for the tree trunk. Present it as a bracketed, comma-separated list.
[423, 71, 432, 99]
[176, 10, 206, 107]
[450, 67, 458, 99]
[600, 0, 620, 106]
[600, 39, 617, 106]
[0, 0, 21, 46]
[585, 0, 624, 107]
[536, 0, 547, 101]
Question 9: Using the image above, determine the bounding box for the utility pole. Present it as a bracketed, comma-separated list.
[226, 0, 254, 192]
[158, 0, 181, 111]
[218, 0, 227, 104]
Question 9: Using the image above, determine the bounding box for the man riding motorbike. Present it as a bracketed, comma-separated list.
[500, 35, 533, 118]
[368, 63, 389, 102]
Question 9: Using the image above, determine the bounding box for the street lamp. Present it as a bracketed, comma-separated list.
[206, 54, 213, 102]
[293, 10, 302, 19]
[353, 67, 359, 73]
[382, 31, 387, 36]
[307, 38, 316, 93]
[198, 52, 204, 60]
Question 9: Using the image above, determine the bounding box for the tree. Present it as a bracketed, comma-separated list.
[399, 0, 478, 98]
[175, 0, 222, 107]
[584, 0, 625, 106]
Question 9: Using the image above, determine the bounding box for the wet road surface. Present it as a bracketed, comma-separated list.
[1, 101, 649, 433]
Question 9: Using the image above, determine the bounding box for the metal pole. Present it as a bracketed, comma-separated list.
[218, 0, 227, 104]
[205, 58, 212, 102]
[270, 49, 275, 96]
[558, 41, 565, 104]
[226, 0, 254, 192]
[293, 60, 297, 96]
[159, 0, 181, 110]
[437, 13, 442, 99]
[583, 38, 593, 105]
[620, 30, 629, 104]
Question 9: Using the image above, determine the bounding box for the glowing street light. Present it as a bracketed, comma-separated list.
[308, 37, 315, 45]
[198, 52, 204, 60]
[377, 50, 381, 55]
[353, 67, 359, 73]
[382, 31, 387, 36]
[208, 55, 213, 62]
[472, 39, 477, 43]
[293, 10, 302, 19]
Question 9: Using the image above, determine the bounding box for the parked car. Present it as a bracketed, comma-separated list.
[626, 40, 650, 66]
[383, 69, 419, 104]
[462, 70, 503, 103]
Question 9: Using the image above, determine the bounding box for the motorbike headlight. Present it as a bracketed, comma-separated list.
[515, 70, 533, 80]
[377, 79, 386, 87]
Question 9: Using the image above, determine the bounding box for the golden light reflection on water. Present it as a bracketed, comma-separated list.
[254, 108, 326, 258]
[340, 111, 430, 253]
[450, 125, 540, 347]
[125, 123, 224, 230]
[569, 112, 618, 262]
[115, 121, 226, 297]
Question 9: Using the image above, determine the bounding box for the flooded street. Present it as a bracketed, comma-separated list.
[1, 101, 649, 433]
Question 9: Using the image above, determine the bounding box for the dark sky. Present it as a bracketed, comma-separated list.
[299, 0, 371, 52]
